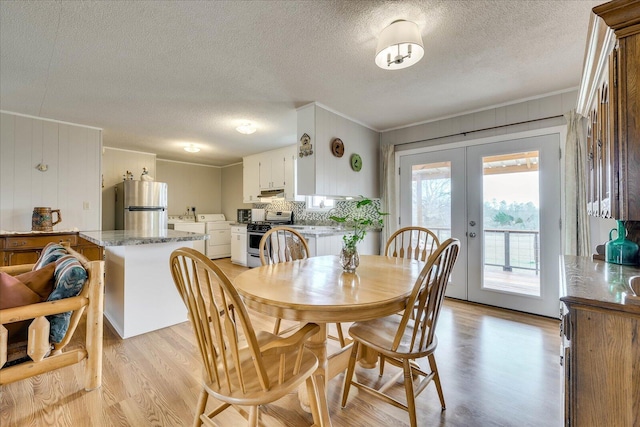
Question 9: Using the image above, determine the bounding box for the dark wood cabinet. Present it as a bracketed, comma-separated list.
[579, 0, 640, 221]
[561, 256, 640, 427]
[0, 233, 102, 267]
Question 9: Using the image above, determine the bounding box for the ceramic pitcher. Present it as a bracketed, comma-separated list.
[32, 207, 62, 231]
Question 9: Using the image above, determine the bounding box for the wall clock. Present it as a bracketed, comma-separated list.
[350, 153, 362, 172]
[331, 138, 344, 157]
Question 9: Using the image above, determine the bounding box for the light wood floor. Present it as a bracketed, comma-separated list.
[0, 258, 562, 427]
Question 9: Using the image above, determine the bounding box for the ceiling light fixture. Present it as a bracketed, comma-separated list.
[236, 123, 257, 135]
[184, 144, 200, 153]
[375, 20, 424, 70]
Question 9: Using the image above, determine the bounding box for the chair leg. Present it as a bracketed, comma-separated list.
[403, 359, 417, 427]
[379, 354, 386, 376]
[306, 375, 322, 427]
[273, 318, 282, 335]
[248, 405, 259, 427]
[428, 353, 446, 410]
[193, 388, 208, 427]
[341, 341, 360, 408]
[335, 322, 346, 347]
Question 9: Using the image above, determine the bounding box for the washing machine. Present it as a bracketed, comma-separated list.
[167, 215, 206, 254]
[197, 214, 232, 259]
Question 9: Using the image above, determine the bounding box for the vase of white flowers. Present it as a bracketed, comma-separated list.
[330, 197, 387, 273]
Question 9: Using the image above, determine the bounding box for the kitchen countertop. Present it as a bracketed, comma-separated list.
[229, 223, 382, 236]
[80, 230, 209, 247]
[560, 255, 640, 314]
[0, 229, 80, 236]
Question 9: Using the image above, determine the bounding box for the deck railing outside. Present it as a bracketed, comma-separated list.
[425, 227, 540, 275]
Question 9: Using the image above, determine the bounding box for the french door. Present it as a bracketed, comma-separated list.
[399, 134, 561, 317]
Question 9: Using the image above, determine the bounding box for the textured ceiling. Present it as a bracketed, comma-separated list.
[0, 0, 601, 166]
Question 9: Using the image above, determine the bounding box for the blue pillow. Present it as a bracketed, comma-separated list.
[46, 255, 88, 343]
[32, 243, 68, 271]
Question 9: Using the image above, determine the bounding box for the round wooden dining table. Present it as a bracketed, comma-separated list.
[233, 254, 426, 427]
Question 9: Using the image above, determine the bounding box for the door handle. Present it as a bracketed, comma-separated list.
[469, 232, 477, 238]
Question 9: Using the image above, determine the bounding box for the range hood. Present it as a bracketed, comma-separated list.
[257, 189, 285, 198]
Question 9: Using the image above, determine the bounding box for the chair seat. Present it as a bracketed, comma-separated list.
[205, 330, 318, 406]
[349, 316, 437, 359]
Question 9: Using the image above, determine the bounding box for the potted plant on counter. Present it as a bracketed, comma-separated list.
[330, 197, 387, 273]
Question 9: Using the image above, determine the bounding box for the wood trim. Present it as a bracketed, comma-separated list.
[594, 0, 640, 33]
[577, 15, 617, 115]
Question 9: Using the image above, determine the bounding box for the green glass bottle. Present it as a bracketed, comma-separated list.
[605, 220, 640, 266]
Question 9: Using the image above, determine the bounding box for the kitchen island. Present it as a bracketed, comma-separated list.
[81, 230, 208, 339]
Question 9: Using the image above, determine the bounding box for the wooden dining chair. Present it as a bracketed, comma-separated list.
[385, 226, 440, 261]
[379, 225, 441, 374]
[259, 226, 347, 347]
[170, 247, 321, 427]
[341, 238, 460, 427]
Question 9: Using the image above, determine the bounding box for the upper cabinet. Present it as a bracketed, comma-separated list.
[577, 0, 640, 221]
[243, 154, 261, 203]
[296, 103, 379, 198]
[243, 145, 300, 203]
[259, 149, 286, 190]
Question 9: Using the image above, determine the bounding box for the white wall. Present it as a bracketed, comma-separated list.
[382, 91, 576, 149]
[156, 159, 222, 216]
[297, 103, 380, 198]
[221, 162, 251, 221]
[0, 112, 101, 231]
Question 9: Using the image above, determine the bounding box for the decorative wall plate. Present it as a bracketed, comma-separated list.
[299, 133, 313, 157]
[331, 138, 345, 158]
[350, 153, 362, 171]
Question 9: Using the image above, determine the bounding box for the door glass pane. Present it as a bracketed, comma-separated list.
[482, 151, 540, 296]
[411, 162, 451, 242]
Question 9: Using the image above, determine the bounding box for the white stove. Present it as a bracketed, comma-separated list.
[246, 210, 293, 268]
[197, 214, 232, 259]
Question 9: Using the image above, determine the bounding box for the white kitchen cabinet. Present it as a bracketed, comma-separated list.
[231, 224, 247, 266]
[304, 231, 380, 257]
[296, 103, 379, 198]
[259, 149, 286, 190]
[243, 144, 300, 202]
[243, 154, 261, 203]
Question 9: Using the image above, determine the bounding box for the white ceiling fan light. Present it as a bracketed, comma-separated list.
[184, 144, 200, 153]
[236, 123, 257, 135]
[375, 20, 424, 70]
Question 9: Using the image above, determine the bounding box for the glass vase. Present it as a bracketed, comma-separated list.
[340, 244, 359, 273]
[605, 220, 640, 266]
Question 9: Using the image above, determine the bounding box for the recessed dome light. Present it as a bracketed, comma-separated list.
[236, 123, 256, 134]
[184, 144, 200, 153]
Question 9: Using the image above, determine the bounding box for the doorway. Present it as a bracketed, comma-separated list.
[399, 133, 561, 317]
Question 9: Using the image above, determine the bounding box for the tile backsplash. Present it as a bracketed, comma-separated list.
[253, 199, 382, 225]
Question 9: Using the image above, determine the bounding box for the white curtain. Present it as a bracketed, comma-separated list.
[564, 110, 590, 256]
[380, 144, 397, 254]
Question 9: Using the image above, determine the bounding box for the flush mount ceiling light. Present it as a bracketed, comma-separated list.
[236, 123, 257, 135]
[375, 20, 424, 70]
[184, 144, 200, 153]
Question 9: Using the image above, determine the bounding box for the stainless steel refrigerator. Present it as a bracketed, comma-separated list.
[115, 181, 168, 233]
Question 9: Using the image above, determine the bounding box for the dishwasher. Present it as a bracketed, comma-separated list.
[231, 224, 248, 266]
